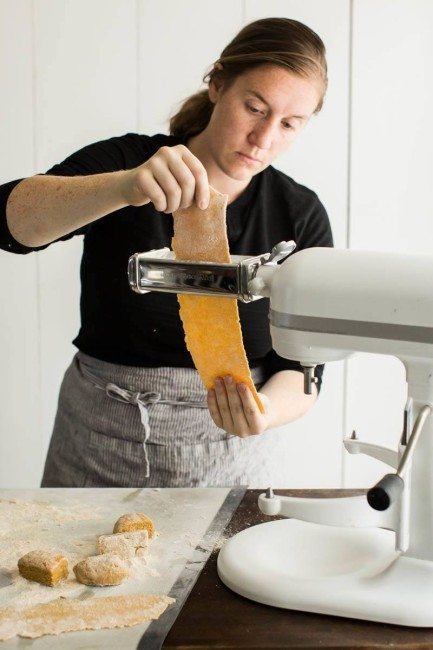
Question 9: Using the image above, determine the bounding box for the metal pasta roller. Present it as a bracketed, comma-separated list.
[127, 240, 296, 303]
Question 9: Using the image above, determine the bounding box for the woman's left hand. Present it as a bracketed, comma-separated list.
[207, 375, 271, 438]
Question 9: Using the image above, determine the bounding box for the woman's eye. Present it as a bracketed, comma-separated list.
[246, 104, 261, 114]
[282, 122, 294, 130]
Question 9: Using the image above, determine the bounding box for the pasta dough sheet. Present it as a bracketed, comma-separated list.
[0, 593, 174, 641]
[172, 187, 264, 413]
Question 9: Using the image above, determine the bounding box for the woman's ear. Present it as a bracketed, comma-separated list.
[208, 76, 224, 104]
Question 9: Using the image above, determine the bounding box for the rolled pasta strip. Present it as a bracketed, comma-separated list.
[172, 187, 264, 413]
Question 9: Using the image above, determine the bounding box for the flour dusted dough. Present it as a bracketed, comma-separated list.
[0, 593, 175, 641]
[73, 554, 129, 586]
[98, 530, 149, 559]
[172, 186, 264, 413]
[17, 550, 68, 587]
[113, 512, 156, 538]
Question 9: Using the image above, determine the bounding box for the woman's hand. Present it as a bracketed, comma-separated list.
[207, 375, 271, 438]
[122, 144, 210, 213]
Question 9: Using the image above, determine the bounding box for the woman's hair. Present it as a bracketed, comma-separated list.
[169, 17, 327, 141]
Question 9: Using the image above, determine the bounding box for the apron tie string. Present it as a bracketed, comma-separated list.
[105, 384, 163, 478]
[77, 358, 207, 479]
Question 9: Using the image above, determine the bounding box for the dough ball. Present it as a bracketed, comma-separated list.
[17, 550, 68, 587]
[73, 554, 129, 587]
[98, 530, 149, 559]
[113, 513, 155, 538]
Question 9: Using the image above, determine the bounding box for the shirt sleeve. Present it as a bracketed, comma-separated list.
[262, 349, 325, 393]
[294, 194, 334, 251]
[0, 177, 89, 255]
[262, 195, 333, 392]
[0, 133, 148, 255]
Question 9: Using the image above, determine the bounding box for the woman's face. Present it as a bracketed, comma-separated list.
[205, 64, 321, 181]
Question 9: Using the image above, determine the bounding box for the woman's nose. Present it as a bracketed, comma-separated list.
[248, 120, 275, 150]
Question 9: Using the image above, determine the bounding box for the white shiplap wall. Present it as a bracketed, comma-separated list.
[0, 0, 430, 488]
[0, 0, 41, 484]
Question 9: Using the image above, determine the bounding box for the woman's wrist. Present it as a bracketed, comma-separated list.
[117, 167, 151, 208]
[115, 169, 136, 206]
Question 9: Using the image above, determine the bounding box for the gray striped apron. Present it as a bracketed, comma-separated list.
[41, 351, 277, 488]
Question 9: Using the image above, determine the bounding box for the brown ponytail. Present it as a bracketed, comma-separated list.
[169, 17, 328, 141]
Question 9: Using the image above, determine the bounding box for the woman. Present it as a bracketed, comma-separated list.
[0, 17, 333, 488]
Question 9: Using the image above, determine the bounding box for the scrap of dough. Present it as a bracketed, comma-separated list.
[113, 512, 156, 538]
[98, 530, 149, 559]
[17, 550, 68, 587]
[73, 554, 129, 586]
[172, 186, 264, 413]
[0, 593, 175, 641]
[0, 607, 19, 641]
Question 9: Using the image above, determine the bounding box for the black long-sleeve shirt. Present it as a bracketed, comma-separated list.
[0, 133, 333, 386]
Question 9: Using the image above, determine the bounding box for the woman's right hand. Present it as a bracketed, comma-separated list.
[122, 144, 210, 213]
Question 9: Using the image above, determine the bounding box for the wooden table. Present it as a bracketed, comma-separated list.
[163, 489, 433, 650]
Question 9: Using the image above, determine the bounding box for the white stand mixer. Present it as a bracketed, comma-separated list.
[129, 243, 433, 626]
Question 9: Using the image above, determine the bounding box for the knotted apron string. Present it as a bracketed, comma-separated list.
[77, 360, 207, 478]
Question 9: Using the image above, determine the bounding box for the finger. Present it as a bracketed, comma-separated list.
[213, 378, 234, 432]
[164, 153, 196, 210]
[207, 389, 223, 428]
[223, 376, 250, 437]
[237, 383, 263, 434]
[136, 168, 167, 211]
[178, 146, 210, 209]
[151, 158, 182, 213]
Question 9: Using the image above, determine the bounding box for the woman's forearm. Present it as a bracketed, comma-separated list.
[6, 171, 132, 247]
[260, 369, 318, 429]
[5, 143, 211, 248]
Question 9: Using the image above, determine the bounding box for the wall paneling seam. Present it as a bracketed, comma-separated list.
[31, 0, 43, 473]
[341, 0, 354, 488]
[136, 0, 140, 132]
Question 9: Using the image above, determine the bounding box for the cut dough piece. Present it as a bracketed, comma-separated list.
[73, 554, 129, 586]
[113, 512, 155, 538]
[0, 593, 175, 641]
[98, 530, 149, 559]
[17, 550, 68, 587]
[172, 186, 264, 413]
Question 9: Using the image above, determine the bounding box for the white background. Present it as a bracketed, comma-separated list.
[0, 0, 431, 488]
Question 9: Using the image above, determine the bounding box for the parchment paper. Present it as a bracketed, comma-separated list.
[0, 487, 235, 648]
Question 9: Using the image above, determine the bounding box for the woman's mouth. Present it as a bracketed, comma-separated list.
[236, 152, 261, 164]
